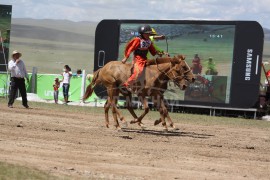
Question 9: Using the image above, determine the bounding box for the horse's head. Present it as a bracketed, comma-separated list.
[169, 55, 195, 90]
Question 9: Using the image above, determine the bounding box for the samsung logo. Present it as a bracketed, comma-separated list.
[245, 49, 253, 81]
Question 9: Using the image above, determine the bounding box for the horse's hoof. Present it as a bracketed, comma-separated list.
[163, 128, 169, 132]
[130, 119, 138, 124]
[173, 127, 180, 131]
[105, 124, 109, 128]
[154, 119, 161, 126]
[139, 123, 147, 129]
[116, 126, 122, 132]
[170, 124, 179, 131]
[122, 121, 128, 128]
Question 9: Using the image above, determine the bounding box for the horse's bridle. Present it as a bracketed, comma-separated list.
[155, 57, 192, 87]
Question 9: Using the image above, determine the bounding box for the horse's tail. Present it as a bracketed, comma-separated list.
[83, 68, 101, 101]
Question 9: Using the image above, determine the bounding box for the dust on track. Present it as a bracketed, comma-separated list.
[0, 103, 269, 180]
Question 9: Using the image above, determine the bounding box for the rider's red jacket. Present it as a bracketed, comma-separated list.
[123, 36, 158, 87]
[124, 36, 157, 62]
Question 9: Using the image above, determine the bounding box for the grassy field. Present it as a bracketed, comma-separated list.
[10, 37, 95, 74]
[8, 19, 97, 74]
[0, 161, 66, 180]
[1, 97, 269, 129]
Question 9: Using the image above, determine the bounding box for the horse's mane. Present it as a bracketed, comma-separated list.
[146, 55, 184, 66]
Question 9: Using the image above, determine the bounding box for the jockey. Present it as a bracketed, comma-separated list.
[206, 57, 217, 74]
[147, 28, 166, 58]
[207, 57, 216, 71]
[191, 54, 202, 74]
[121, 24, 158, 91]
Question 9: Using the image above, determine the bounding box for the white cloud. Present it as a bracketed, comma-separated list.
[1, 0, 270, 28]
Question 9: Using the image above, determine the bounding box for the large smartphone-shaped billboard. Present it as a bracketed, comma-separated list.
[0, 4, 12, 72]
[94, 20, 264, 108]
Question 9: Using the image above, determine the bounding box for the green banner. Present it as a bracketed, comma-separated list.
[84, 75, 101, 102]
[0, 73, 101, 103]
[36, 74, 99, 102]
[0, 73, 9, 96]
[0, 73, 31, 96]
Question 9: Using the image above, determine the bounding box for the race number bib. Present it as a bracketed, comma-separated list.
[140, 39, 151, 49]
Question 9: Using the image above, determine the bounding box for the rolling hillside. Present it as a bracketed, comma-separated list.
[9, 18, 97, 74]
[6, 18, 270, 74]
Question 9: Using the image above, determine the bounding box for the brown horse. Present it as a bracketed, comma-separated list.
[83, 55, 195, 130]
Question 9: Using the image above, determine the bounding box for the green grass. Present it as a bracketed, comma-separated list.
[6, 19, 96, 74]
[9, 37, 94, 74]
[0, 161, 65, 180]
[1, 97, 270, 129]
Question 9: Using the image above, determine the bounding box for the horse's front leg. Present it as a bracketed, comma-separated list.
[154, 95, 168, 131]
[163, 109, 178, 130]
[130, 95, 149, 128]
[115, 98, 128, 128]
[154, 101, 178, 130]
[163, 105, 181, 130]
[123, 93, 140, 123]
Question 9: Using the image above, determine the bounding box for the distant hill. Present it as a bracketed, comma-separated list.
[11, 18, 96, 46]
[12, 18, 269, 48]
[6, 18, 270, 73]
[264, 28, 270, 41]
[9, 18, 97, 74]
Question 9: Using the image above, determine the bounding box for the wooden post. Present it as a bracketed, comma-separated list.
[31, 67, 37, 93]
[80, 70, 86, 101]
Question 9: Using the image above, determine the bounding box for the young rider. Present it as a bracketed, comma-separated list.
[147, 28, 167, 59]
[121, 24, 158, 91]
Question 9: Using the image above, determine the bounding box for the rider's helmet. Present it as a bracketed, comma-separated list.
[138, 24, 154, 35]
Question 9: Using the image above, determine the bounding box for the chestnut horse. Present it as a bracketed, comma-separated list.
[83, 55, 195, 130]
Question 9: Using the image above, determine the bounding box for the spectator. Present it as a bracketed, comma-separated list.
[73, 69, 82, 77]
[53, 77, 60, 104]
[60, 65, 72, 104]
[8, 50, 29, 108]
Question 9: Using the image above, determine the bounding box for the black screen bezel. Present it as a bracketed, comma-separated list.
[94, 19, 264, 108]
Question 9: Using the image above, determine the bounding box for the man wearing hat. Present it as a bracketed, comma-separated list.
[8, 50, 29, 108]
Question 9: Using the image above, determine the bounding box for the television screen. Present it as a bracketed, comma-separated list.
[118, 23, 235, 104]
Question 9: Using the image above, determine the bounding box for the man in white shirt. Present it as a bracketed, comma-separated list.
[8, 50, 29, 108]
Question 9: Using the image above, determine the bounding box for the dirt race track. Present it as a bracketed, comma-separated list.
[0, 102, 270, 180]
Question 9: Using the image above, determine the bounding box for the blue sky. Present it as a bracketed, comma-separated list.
[1, 0, 270, 29]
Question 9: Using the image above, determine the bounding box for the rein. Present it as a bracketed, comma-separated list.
[155, 57, 190, 85]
